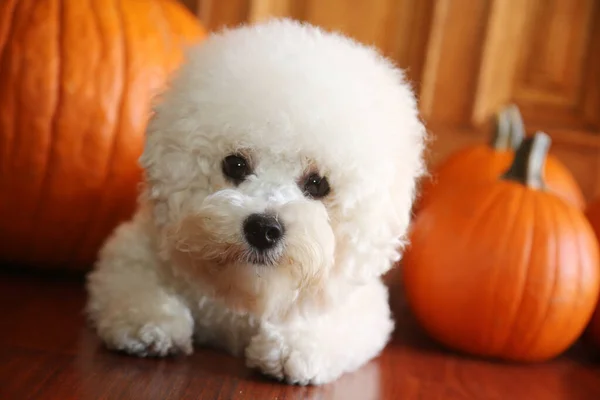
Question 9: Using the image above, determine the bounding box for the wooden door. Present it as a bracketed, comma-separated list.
[182, 0, 600, 200]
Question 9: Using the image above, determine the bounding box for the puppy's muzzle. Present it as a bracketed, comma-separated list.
[243, 213, 284, 251]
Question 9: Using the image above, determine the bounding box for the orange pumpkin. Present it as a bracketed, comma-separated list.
[584, 199, 600, 349]
[415, 105, 585, 213]
[404, 132, 600, 362]
[0, 0, 206, 270]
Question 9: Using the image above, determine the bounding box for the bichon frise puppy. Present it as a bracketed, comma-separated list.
[86, 19, 426, 385]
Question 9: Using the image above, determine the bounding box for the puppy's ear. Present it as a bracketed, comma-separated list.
[335, 121, 427, 284]
[139, 113, 171, 201]
[139, 112, 162, 188]
[139, 109, 206, 202]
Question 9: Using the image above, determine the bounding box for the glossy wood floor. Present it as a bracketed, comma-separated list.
[1, 269, 599, 400]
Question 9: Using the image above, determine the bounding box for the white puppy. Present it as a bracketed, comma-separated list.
[86, 19, 426, 385]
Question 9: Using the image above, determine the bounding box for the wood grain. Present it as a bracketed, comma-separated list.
[513, 0, 594, 105]
[512, 0, 599, 130]
[582, 1, 600, 129]
[471, 0, 529, 124]
[195, 0, 251, 31]
[1, 269, 599, 400]
[418, 0, 491, 127]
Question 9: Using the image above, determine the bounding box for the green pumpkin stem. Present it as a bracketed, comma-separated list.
[490, 104, 525, 150]
[502, 131, 551, 190]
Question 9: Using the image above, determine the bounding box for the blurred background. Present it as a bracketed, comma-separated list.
[180, 0, 600, 201]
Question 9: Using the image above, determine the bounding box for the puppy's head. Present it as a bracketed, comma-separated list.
[140, 20, 426, 319]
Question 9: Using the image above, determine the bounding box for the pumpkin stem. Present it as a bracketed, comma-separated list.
[490, 104, 525, 150]
[502, 131, 551, 189]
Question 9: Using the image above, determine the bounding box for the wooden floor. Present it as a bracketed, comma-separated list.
[1, 270, 599, 400]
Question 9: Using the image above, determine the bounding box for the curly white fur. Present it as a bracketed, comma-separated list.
[86, 19, 427, 385]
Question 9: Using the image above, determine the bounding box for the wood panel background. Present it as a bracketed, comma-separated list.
[179, 0, 600, 200]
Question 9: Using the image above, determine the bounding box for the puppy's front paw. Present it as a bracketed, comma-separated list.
[245, 328, 286, 381]
[245, 328, 331, 386]
[282, 347, 327, 385]
[98, 315, 194, 358]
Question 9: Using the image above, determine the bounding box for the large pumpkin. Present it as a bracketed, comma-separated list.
[416, 105, 585, 212]
[0, 0, 206, 270]
[404, 132, 600, 362]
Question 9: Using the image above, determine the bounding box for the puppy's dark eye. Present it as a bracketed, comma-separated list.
[222, 154, 251, 183]
[303, 173, 330, 199]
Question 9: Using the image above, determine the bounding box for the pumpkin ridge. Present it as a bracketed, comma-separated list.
[64, 0, 113, 265]
[499, 190, 536, 356]
[414, 184, 506, 349]
[0, 0, 18, 60]
[69, 0, 129, 266]
[79, 0, 105, 159]
[154, 0, 182, 73]
[485, 184, 526, 355]
[519, 193, 560, 359]
[0, 0, 20, 177]
[27, 0, 64, 261]
[154, 0, 174, 46]
[62, 0, 107, 267]
[450, 185, 510, 352]
[86, 0, 103, 81]
[546, 201, 586, 357]
[561, 204, 585, 354]
[5, 0, 34, 176]
[461, 185, 507, 240]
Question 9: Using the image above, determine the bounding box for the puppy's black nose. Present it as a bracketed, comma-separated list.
[243, 214, 283, 250]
